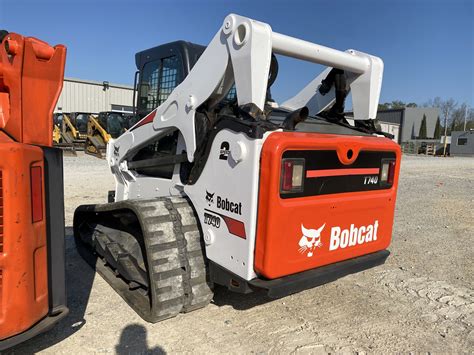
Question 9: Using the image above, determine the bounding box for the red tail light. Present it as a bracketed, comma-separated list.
[30, 166, 43, 223]
[387, 160, 396, 185]
[280, 158, 305, 193]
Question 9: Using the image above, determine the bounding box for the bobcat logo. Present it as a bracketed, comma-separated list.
[298, 223, 325, 257]
[113, 145, 120, 157]
[205, 190, 215, 205]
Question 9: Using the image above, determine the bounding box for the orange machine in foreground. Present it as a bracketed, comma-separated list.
[0, 31, 68, 350]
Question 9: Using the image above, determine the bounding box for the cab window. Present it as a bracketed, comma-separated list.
[138, 56, 181, 117]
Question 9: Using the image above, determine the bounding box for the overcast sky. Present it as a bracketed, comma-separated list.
[1, 0, 472, 106]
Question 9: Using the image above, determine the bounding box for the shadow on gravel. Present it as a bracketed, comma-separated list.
[212, 285, 275, 311]
[7, 227, 96, 354]
[115, 324, 166, 354]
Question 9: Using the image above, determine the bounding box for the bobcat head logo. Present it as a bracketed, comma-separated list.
[298, 223, 325, 257]
[113, 145, 120, 157]
[205, 190, 215, 205]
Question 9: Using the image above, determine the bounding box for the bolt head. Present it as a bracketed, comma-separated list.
[222, 15, 235, 35]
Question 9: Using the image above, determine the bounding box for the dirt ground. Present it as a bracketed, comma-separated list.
[7, 153, 474, 354]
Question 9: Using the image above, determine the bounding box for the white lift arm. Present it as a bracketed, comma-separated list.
[108, 13, 383, 171]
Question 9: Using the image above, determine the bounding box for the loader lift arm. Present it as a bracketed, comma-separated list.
[109, 13, 383, 173]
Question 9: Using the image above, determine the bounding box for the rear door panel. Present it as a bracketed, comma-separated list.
[255, 132, 401, 279]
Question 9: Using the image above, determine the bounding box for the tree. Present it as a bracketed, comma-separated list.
[418, 114, 427, 139]
[378, 103, 390, 110]
[378, 101, 417, 110]
[451, 103, 470, 132]
[390, 100, 406, 109]
[433, 116, 441, 139]
[450, 117, 457, 133]
[439, 98, 457, 156]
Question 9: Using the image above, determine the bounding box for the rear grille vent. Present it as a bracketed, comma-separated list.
[0, 170, 3, 253]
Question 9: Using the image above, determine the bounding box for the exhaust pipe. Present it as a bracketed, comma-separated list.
[282, 106, 309, 130]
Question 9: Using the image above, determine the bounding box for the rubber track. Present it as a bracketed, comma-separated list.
[74, 196, 213, 323]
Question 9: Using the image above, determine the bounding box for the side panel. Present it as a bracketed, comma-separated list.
[43, 147, 67, 313]
[255, 132, 401, 279]
[0, 143, 48, 340]
[184, 129, 265, 280]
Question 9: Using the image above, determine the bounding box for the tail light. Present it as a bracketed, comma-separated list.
[280, 158, 305, 193]
[380, 159, 396, 186]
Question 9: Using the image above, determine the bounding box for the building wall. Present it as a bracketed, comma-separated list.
[376, 110, 403, 143]
[401, 107, 439, 143]
[55, 77, 134, 113]
[379, 122, 400, 143]
[376, 108, 440, 144]
[376, 109, 403, 125]
[450, 131, 474, 157]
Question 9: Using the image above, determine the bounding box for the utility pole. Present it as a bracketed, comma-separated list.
[443, 106, 450, 157]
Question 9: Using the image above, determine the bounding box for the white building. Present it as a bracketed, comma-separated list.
[55, 77, 134, 113]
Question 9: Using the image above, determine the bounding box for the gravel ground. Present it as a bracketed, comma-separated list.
[7, 153, 474, 354]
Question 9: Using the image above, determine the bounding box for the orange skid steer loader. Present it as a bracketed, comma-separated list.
[0, 31, 68, 350]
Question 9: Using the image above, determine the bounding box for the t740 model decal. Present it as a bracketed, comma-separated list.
[204, 209, 246, 239]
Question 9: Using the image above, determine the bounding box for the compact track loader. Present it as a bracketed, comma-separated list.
[52, 113, 62, 144]
[65, 112, 89, 146]
[85, 111, 131, 158]
[0, 31, 68, 349]
[58, 113, 79, 144]
[53, 112, 89, 154]
[74, 14, 401, 322]
[52, 112, 78, 156]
